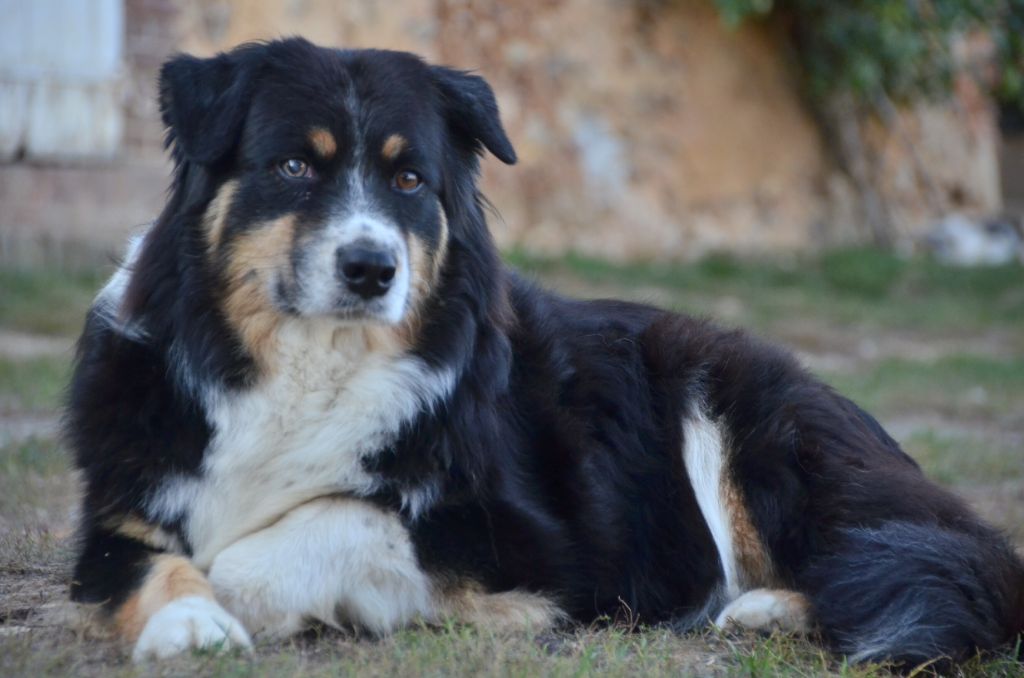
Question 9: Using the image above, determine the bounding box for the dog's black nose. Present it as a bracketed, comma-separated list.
[336, 245, 397, 299]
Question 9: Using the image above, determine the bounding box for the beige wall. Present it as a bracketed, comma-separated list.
[173, 0, 836, 259]
[170, 0, 1002, 259]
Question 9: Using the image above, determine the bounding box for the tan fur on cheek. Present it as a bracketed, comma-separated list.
[407, 233, 433, 309]
[381, 134, 407, 161]
[222, 216, 297, 370]
[390, 210, 449, 351]
[308, 127, 337, 159]
[398, 231, 439, 346]
[433, 207, 450, 283]
[356, 228, 439, 356]
[203, 180, 239, 253]
[409, 206, 449, 305]
[114, 555, 215, 641]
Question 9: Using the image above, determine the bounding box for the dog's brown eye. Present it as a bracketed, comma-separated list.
[279, 158, 313, 179]
[393, 170, 422, 193]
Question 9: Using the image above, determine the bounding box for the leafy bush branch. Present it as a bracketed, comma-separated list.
[713, 0, 1024, 111]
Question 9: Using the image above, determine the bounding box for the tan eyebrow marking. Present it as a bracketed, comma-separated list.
[308, 127, 337, 159]
[382, 133, 408, 161]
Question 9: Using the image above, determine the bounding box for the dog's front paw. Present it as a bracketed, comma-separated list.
[132, 595, 253, 662]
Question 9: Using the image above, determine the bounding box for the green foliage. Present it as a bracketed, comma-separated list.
[711, 0, 1024, 111]
[993, 1, 1024, 105]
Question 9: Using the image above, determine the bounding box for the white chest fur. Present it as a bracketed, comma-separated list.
[148, 321, 454, 569]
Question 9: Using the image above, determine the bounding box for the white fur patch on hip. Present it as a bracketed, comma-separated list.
[681, 408, 740, 598]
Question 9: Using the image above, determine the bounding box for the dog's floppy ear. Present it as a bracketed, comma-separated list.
[159, 49, 260, 165]
[431, 66, 517, 165]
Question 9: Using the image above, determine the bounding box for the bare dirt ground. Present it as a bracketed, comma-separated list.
[1, 252, 1022, 676]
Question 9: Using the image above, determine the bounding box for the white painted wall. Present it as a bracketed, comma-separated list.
[0, 0, 124, 161]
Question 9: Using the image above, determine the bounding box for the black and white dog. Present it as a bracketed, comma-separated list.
[67, 38, 1024, 666]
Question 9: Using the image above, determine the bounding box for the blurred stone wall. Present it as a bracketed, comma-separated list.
[173, 0, 833, 259]
[123, 0, 180, 158]
[0, 0, 1007, 263]
[169, 0, 1005, 260]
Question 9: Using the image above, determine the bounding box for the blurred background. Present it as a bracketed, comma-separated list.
[1, 0, 1023, 264]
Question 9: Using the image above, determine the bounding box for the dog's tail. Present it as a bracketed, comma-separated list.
[802, 521, 1024, 668]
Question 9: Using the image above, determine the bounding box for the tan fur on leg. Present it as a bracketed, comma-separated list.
[115, 554, 216, 642]
[437, 584, 566, 631]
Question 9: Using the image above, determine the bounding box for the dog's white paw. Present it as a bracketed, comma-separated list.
[132, 595, 253, 662]
[714, 589, 811, 633]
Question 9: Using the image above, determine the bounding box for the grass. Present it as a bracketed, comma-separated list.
[508, 247, 1024, 338]
[0, 437, 68, 477]
[2, 626, 1020, 677]
[0, 437, 75, 540]
[0, 267, 108, 336]
[823, 354, 1024, 419]
[0, 250, 1022, 676]
[902, 429, 1024, 485]
[0, 356, 71, 413]
[0, 626, 939, 678]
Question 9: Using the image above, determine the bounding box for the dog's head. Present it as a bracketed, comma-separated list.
[157, 38, 514, 357]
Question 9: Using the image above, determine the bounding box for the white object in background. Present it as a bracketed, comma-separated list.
[926, 213, 1023, 266]
[0, 0, 124, 161]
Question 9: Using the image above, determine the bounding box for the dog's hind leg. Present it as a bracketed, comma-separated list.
[680, 405, 781, 611]
[714, 589, 812, 634]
